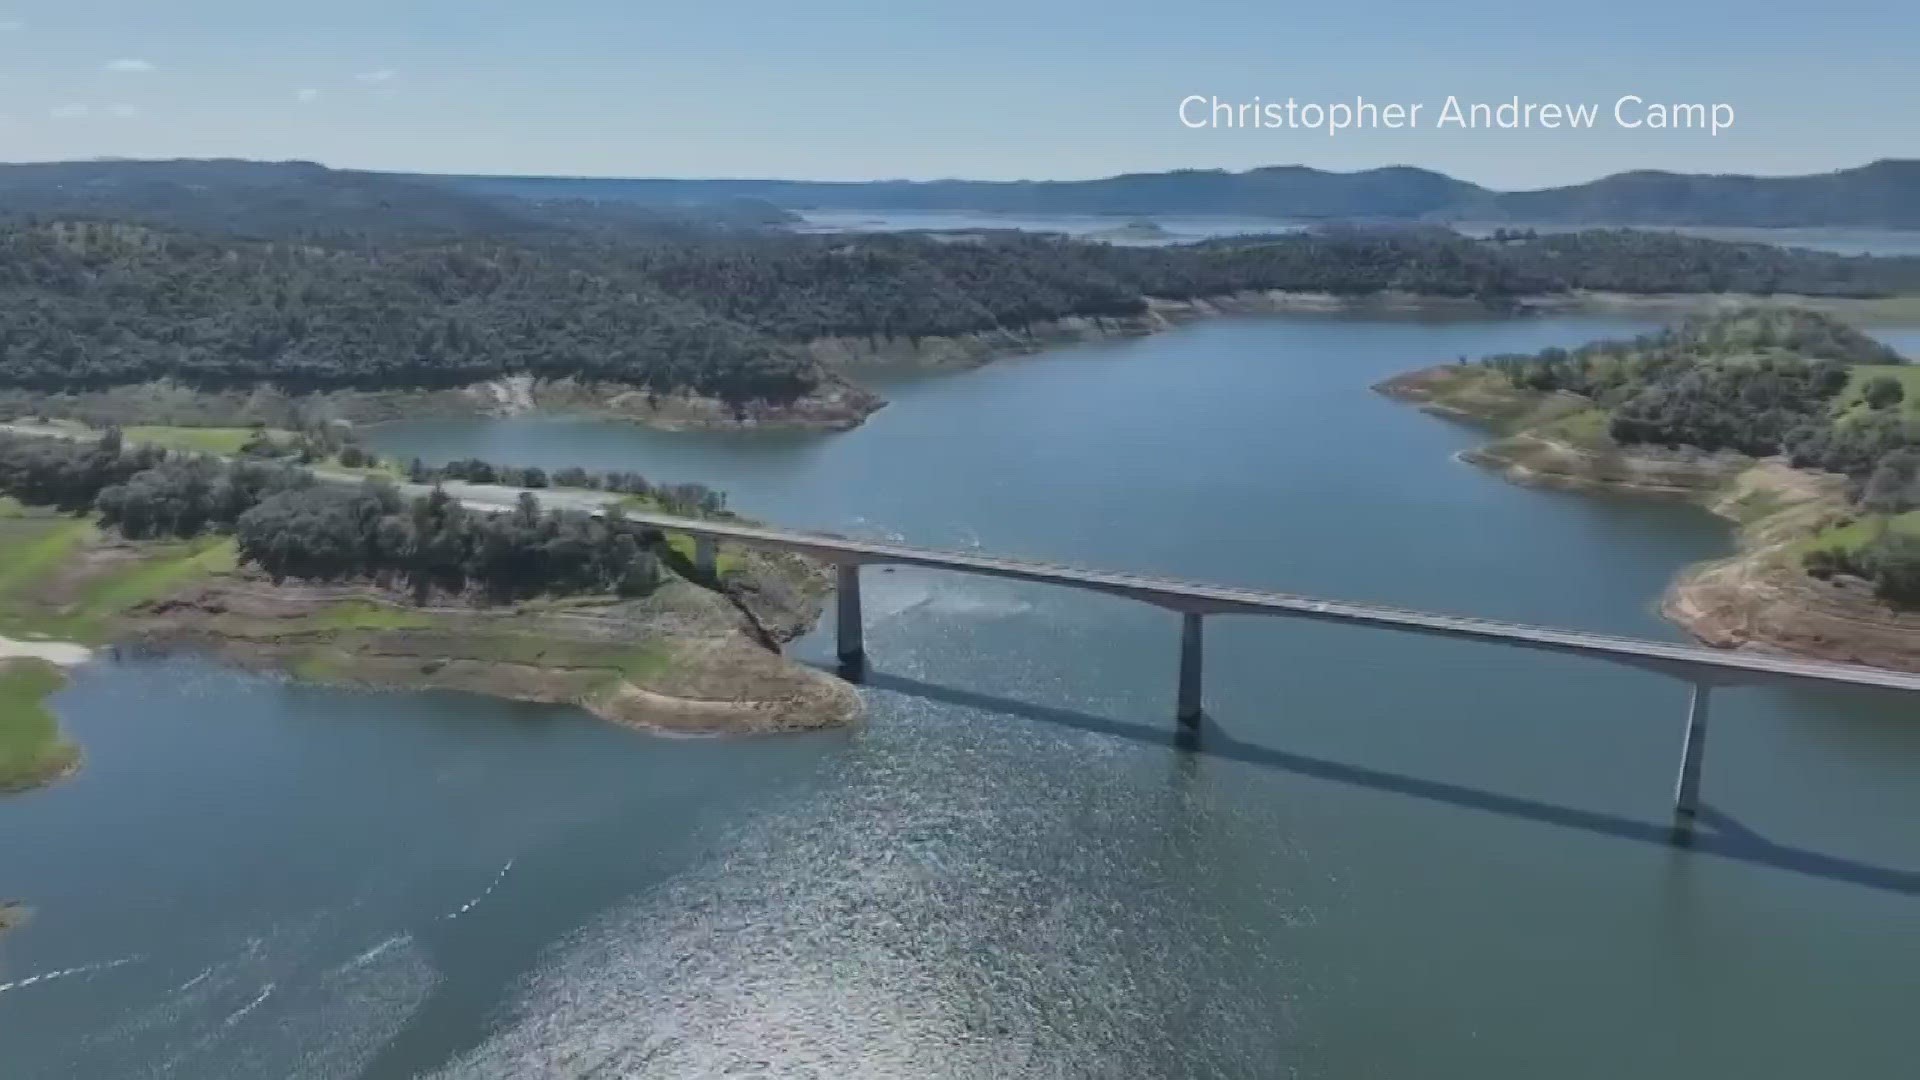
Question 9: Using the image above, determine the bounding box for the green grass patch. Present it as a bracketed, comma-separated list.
[309, 599, 439, 632]
[661, 531, 744, 577]
[289, 647, 355, 683]
[0, 516, 236, 643]
[122, 426, 263, 455]
[1832, 365, 1920, 424]
[611, 641, 672, 682]
[0, 659, 79, 793]
[0, 514, 96, 603]
[1535, 407, 1615, 450]
[1798, 510, 1920, 557]
[1408, 367, 1596, 434]
[77, 537, 237, 615]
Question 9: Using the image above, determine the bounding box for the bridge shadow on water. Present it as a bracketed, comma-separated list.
[831, 663, 1920, 900]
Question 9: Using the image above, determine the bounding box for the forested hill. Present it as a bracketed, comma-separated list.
[3, 203, 1920, 407]
[1482, 308, 1913, 478]
[435, 159, 1920, 229]
[1478, 308, 1920, 602]
[0, 159, 798, 242]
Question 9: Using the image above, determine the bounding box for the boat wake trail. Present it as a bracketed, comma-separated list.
[0, 955, 139, 995]
[222, 983, 273, 1026]
[336, 933, 411, 972]
[55, 919, 439, 1079]
[445, 859, 514, 920]
[174, 967, 214, 993]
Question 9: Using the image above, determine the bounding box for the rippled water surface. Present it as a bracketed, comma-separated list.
[5, 313, 1920, 1077]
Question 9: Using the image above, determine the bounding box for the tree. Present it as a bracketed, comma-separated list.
[1862, 449, 1920, 512]
[1864, 375, 1906, 410]
[611, 533, 663, 595]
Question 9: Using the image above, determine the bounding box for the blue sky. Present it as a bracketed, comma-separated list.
[0, 1, 1913, 188]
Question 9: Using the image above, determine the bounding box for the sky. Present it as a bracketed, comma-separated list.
[0, 1, 1914, 189]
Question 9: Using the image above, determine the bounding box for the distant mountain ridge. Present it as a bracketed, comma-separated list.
[0, 157, 1913, 235]
[439, 160, 1920, 230]
[0, 158, 797, 240]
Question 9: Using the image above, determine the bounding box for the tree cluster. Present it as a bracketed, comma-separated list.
[1478, 309, 1920, 605]
[1805, 528, 1920, 606]
[3, 218, 1918, 414]
[0, 431, 673, 601]
[1486, 309, 1907, 461]
[235, 485, 664, 600]
[406, 457, 725, 514]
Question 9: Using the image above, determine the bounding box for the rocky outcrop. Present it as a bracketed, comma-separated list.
[1461, 435, 1750, 498]
[1660, 464, 1920, 672]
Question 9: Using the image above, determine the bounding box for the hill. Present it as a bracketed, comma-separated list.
[1486, 161, 1920, 228]
[0, 159, 794, 241]
[431, 160, 1920, 230]
[1384, 308, 1920, 664]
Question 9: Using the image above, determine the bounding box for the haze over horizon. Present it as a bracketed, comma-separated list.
[0, 1, 1913, 188]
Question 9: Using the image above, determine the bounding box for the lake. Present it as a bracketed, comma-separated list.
[797, 209, 1920, 256]
[4, 312, 1918, 1078]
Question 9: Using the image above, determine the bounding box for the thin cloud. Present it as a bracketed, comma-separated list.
[354, 69, 397, 84]
[104, 58, 155, 73]
[50, 103, 89, 119]
[108, 103, 138, 118]
[295, 88, 321, 103]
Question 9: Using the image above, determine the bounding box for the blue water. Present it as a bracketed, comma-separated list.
[4, 312, 1918, 1078]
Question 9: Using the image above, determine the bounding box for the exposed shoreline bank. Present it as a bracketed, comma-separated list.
[0, 500, 859, 796]
[125, 572, 861, 737]
[1377, 364, 1920, 671]
[9, 291, 1918, 438]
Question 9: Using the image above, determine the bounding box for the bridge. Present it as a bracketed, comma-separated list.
[10, 419, 1908, 831]
[580, 504, 1920, 832]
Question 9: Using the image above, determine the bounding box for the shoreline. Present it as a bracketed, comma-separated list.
[9, 291, 1919, 438]
[1377, 364, 1920, 671]
[121, 552, 861, 737]
[0, 655, 82, 795]
[0, 505, 860, 796]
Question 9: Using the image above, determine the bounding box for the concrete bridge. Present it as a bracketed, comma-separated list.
[7, 420, 1900, 831]
[586, 506, 1920, 831]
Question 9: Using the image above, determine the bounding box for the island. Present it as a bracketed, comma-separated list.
[1379, 308, 1920, 669]
[1083, 220, 1175, 243]
[0, 425, 858, 794]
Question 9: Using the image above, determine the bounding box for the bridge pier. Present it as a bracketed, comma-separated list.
[694, 535, 718, 579]
[1177, 613, 1204, 727]
[837, 563, 865, 664]
[1672, 683, 1712, 826]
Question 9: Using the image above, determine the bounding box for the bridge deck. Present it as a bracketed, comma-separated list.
[603, 507, 1920, 697]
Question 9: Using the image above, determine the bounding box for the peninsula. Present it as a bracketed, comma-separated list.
[1379, 308, 1920, 669]
[0, 426, 858, 794]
